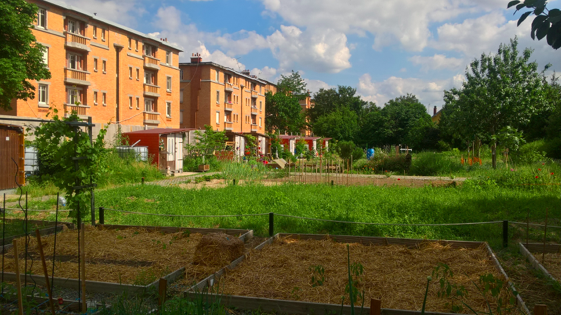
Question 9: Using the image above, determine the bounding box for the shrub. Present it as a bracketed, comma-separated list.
[100, 150, 164, 186]
[510, 140, 549, 165]
[409, 152, 465, 176]
[368, 154, 410, 173]
[183, 155, 222, 172]
[542, 137, 561, 159]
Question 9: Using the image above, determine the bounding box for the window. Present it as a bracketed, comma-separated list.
[67, 88, 80, 105]
[180, 69, 183, 80]
[37, 8, 47, 28]
[42, 47, 49, 67]
[165, 51, 171, 65]
[144, 99, 154, 112]
[135, 40, 138, 51]
[180, 110, 183, 124]
[259, 101, 262, 111]
[136, 68, 139, 80]
[68, 20, 80, 34]
[93, 58, 98, 71]
[67, 53, 82, 70]
[38, 84, 48, 105]
[216, 91, 220, 104]
[180, 89, 184, 103]
[101, 29, 105, 41]
[102, 60, 106, 73]
[93, 26, 97, 38]
[215, 70, 219, 81]
[129, 67, 132, 79]
[166, 77, 172, 92]
[259, 117, 262, 127]
[259, 85, 262, 93]
[145, 45, 154, 57]
[166, 102, 172, 117]
[102, 92, 106, 106]
[136, 97, 140, 109]
[216, 111, 220, 124]
[93, 91, 98, 105]
[128, 38, 131, 49]
[144, 72, 155, 84]
[129, 97, 132, 108]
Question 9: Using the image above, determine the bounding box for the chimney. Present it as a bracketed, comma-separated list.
[241, 69, 250, 76]
[433, 106, 437, 116]
[191, 52, 202, 63]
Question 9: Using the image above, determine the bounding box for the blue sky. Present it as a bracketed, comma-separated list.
[69, 0, 560, 111]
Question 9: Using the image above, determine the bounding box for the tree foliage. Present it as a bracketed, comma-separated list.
[312, 107, 359, 142]
[0, 0, 51, 110]
[379, 94, 431, 146]
[309, 86, 369, 124]
[277, 70, 307, 96]
[508, 0, 561, 49]
[265, 91, 305, 134]
[186, 125, 227, 157]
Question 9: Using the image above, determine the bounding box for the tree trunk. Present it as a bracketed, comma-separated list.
[492, 141, 497, 169]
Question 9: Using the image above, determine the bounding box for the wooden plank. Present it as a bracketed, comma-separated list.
[1, 294, 81, 312]
[12, 240, 24, 315]
[0, 225, 68, 251]
[519, 243, 558, 283]
[534, 304, 548, 315]
[524, 243, 561, 254]
[183, 293, 458, 315]
[99, 224, 249, 237]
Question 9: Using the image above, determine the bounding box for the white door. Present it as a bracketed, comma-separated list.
[235, 136, 240, 156]
[290, 139, 295, 154]
[175, 135, 183, 171]
[167, 135, 175, 162]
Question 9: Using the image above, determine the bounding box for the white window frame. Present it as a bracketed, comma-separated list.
[129, 67, 133, 79]
[180, 89, 184, 103]
[128, 38, 131, 49]
[93, 58, 98, 72]
[93, 26, 97, 38]
[144, 99, 154, 112]
[216, 91, 220, 104]
[136, 97, 140, 110]
[215, 70, 219, 81]
[166, 76, 172, 92]
[67, 87, 81, 105]
[136, 68, 139, 80]
[102, 92, 107, 106]
[37, 8, 47, 29]
[144, 72, 155, 85]
[165, 51, 171, 65]
[38, 84, 48, 106]
[259, 101, 262, 111]
[102, 60, 106, 73]
[135, 40, 138, 51]
[93, 91, 98, 105]
[68, 20, 80, 35]
[67, 53, 82, 70]
[215, 111, 220, 124]
[166, 101, 172, 117]
[101, 29, 106, 41]
[42, 47, 49, 67]
[129, 96, 133, 109]
[259, 117, 262, 127]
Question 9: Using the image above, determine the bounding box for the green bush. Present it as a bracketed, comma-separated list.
[368, 154, 410, 173]
[409, 152, 465, 176]
[100, 151, 164, 186]
[183, 155, 222, 172]
[352, 147, 364, 161]
[510, 140, 549, 165]
[542, 137, 561, 159]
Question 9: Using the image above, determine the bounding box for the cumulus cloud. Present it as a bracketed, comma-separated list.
[357, 73, 465, 107]
[305, 79, 334, 94]
[60, 0, 146, 27]
[409, 54, 465, 72]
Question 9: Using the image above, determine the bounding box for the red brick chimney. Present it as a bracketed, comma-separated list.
[191, 52, 202, 63]
[433, 106, 437, 116]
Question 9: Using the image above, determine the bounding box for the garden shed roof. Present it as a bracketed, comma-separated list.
[123, 128, 194, 136]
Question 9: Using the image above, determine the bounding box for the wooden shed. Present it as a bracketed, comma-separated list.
[0, 124, 25, 190]
[122, 128, 194, 175]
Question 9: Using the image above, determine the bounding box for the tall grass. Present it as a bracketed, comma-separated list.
[409, 152, 469, 176]
[100, 150, 164, 186]
[221, 161, 267, 181]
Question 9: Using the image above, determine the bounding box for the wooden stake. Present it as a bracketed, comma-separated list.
[526, 208, 530, 246]
[542, 208, 548, 265]
[370, 298, 381, 315]
[35, 230, 56, 315]
[13, 240, 24, 315]
[534, 304, 548, 315]
[158, 278, 167, 307]
[80, 223, 86, 312]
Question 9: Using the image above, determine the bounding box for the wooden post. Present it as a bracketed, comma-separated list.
[542, 208, 548, 264]
[534, 304, 547, 315]
[158, 278, 167, 307]
[35, 230, 56, 315]
[13, 240, 24, 315]
[370, 298, 381, 315]
[526, 208, 530, 246]
[80, 223, 86, 312]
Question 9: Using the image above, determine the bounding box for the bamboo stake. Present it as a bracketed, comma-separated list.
[35, 230, 56, 315]
[526, 208, 530, 246]
[80, 223, 86, 312]
[542, 208, 548, 264]
[13, 240, 24, 315]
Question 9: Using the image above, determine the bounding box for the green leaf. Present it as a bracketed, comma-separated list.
[518, 11, 532, 26]
[524, 0, 537, 7]
[507, 0, 520, 8]
[537, 21, 550, 40]
[516, 3, 526, 10]
[546, 25, 560, 45]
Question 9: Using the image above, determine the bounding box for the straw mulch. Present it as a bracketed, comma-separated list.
[222, 236, 515, 314]
[193, 233, 245, 267]
[3, 226, 240, 285]
[532, 252, 561, 281]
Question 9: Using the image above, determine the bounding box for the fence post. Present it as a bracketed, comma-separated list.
[158, 278, 167, 308]
[142, 177, 145, 185]
[99, 207, 104, 225]
[331, 180, 334, 186]
[233, 179, 236, 186]
[503, 220, 508, 248]
[269, 212, 274, 237]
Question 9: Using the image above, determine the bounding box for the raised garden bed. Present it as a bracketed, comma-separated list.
[519, 242, 561, 283]
[187, 234, 528, 315]
[1, 224, 253, 294]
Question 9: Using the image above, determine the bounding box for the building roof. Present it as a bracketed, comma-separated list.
[123, 128, 194, 136]
[42, 0, 182, 51]
[179, 61, 275, 86]
[279, 135, 300, 140]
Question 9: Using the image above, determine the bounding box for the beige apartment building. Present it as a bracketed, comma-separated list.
[179, 54, 276, 156]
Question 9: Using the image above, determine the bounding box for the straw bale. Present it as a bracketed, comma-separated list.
[222, 236, 515, 314]
[193, 233, 244, 267]
[532, 252, 561, 281]
[3, 227, 241, 285]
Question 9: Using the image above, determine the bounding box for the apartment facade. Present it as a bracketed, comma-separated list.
[298, 94, 314, 136]
[0, 0, 183, 140]
[179, 55, 275, 156]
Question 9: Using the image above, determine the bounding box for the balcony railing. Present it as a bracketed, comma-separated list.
[225, 84, 233, 92]
[251, 125, 258, 132]
[144, 56, 160, 70]
[64, 104, 88, 118]
[64, 69, 90, 85]
[68, 33, 86, 45]
[251, 106, 258, 115]
[144, 84, 160, 97]
[143, 111, 160, 124]
[225, 121, 233, 130]
[224, 102, 233, 110]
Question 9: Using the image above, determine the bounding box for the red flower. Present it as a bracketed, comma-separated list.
[542, 163, 545, 165]
[538, 168, 542, 171]
[535, 176, 539, 179]
[551, 172, 554, 175]
[397, 178, 401, 180]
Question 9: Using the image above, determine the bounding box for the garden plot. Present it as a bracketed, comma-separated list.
[195, 234, 527, 315]
[2, 225, 253, 292]
[519, 242, 561, 282]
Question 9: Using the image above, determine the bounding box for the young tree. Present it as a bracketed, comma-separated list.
[379, 94, 430, 146]
[265, 91, 305, 134]
[0, 0, 51, 110]
[508, 0, 561, 49]
[312, 107, 359, 141]
[277, 70, 307, 96]
[442, 37, 550, 168]
[187, 125, 227, 160]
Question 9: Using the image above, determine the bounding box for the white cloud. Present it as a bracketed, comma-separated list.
[251, 66, 278, 81]
[357, 73, 464, 107]
[305, 79, 334, 94]
[409, 54, 465, 72]
[60, 0, 146, 28]
[267, 26, 351, 73]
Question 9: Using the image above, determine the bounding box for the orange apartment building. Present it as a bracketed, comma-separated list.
[179, 54, 276, 157]
[0, 0, 183, 140]
[298, 93, 314, 136]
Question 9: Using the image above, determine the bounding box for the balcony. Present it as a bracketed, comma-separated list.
[225, 84, 233, 92]
[225, 121, 233, 131]
[64, 69, 90, 86]
[251, 124, 258, 132]
[65, 33, 91, 52]
[251, 106, 258, 115]
[224, 102, 233, 111]
[144, 55, 160, 70]
[143, 111, 160, 125]
[64, 104, 89, 119]
[144, 84, 160, 97]
[251, 90, 258, 98]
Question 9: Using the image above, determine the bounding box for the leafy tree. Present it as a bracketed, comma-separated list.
[405, 117, 441, 150]
[312, 107, 359, 141]
[441, 37, 550, 168]
[379, 94, 430, 146]
[186, 125, 227, 158]
[309, 86, 368, 124]
[277, 70, 307, 96]
[355, 109, 389, 148]
[265, 91, 305, 134]
[0, 0, 51, 111]
[508, 0, 561, 49]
